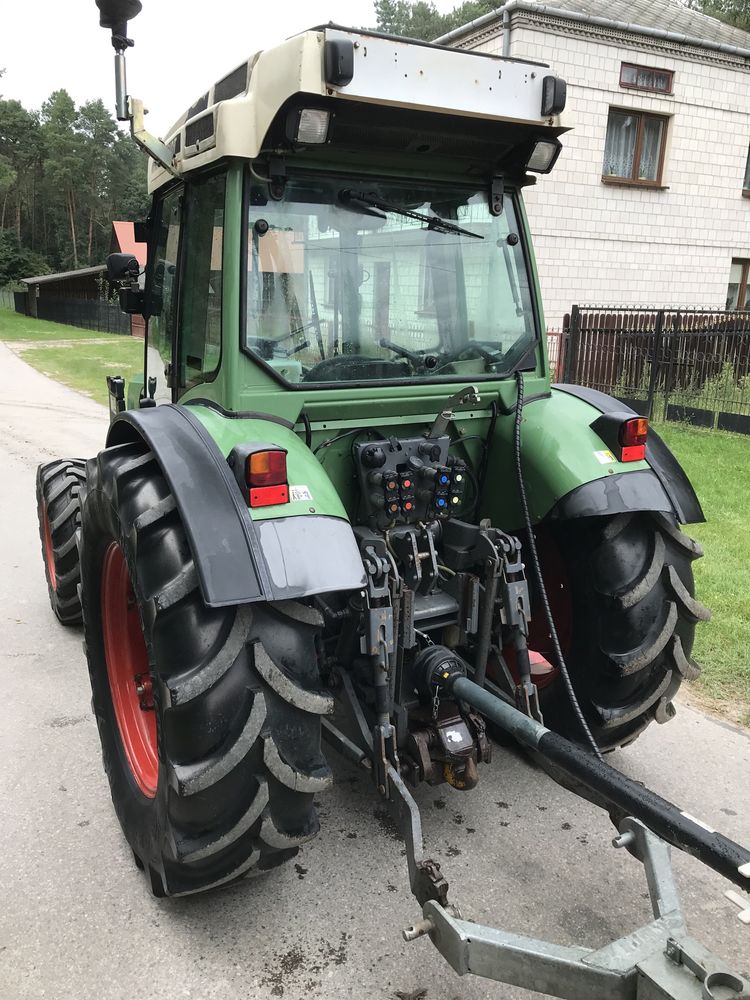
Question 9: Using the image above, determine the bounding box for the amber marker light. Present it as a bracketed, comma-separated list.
[246, 450, 289, 507]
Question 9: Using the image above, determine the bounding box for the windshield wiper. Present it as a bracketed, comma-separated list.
[339, 189, 484, 240]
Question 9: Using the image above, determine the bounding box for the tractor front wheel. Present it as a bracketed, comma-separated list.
[532, 511, 709, 751]
[79, 443, 333, 896]
[36, 459, 87, 625]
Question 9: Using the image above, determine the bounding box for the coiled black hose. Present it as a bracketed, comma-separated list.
[513, 371, 604, 762]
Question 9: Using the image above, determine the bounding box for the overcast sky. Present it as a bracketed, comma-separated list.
[2, 0, 458, 135]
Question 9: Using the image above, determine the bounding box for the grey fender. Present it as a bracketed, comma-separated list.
[550, 385, 705, 525]
[107, 404, 366, 607]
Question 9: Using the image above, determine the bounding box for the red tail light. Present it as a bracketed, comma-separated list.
[246, 450, 289, 507]
[247, 450, 287, 487]
[619, 417, 648, 462]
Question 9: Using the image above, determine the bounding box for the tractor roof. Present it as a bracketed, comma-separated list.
[148, 25, 566, 192]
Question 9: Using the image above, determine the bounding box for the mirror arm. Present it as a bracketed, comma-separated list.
[99, 4, 180, 180]
[114, 49, 130, 121]
[129, 98, 180, 179]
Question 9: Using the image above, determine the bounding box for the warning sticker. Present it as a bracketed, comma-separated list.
[289, 484, 313, 502]
[593, 449, 616, 465]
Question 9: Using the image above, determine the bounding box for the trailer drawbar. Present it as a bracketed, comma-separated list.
[389, 647, 750, 1000]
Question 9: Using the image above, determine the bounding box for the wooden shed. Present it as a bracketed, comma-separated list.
[22, 265, 107, 318]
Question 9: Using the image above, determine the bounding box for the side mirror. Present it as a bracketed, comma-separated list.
[117, 287, 144, 315]
[106, 252, 143, 315]
[107, 252, 140, 282]
[96, 0, 142, 33]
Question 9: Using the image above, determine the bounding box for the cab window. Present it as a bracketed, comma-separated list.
[177, 172, 225, 394]
[148, 187, 182, 403]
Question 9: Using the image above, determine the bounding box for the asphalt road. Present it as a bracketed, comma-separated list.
[0, 341, 748, 1000]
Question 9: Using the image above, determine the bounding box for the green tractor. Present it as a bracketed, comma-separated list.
[36, 3, 750, 996]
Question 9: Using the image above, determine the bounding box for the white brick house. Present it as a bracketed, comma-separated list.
[437, 0, 750, 329]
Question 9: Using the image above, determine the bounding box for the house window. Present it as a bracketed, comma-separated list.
[743, 145, 750, 196]
[602, 109, 667, 186]
[620, 63, 673, 94]
[727, 259, 750, 310]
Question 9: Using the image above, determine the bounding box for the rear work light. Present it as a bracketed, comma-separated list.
[619, 417, 649, 462]
[526, 139, 561, 173]
[247, 450, 289, 507]
[291, 108, 331, 144]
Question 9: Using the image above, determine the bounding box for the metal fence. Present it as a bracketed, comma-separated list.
[562, 305, 750, 434]
[35, 295, 131, 335]
[1, 286, 132, 335]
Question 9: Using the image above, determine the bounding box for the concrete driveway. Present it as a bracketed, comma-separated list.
[0, 341, 748, 1000]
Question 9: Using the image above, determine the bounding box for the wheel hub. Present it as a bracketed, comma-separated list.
[100, 542, 158, 797]
[135, 674, 154, 711]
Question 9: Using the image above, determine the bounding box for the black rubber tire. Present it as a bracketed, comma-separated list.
[536, 511, 709, 751]
[79, 442, 333, 896]
[36, 458, 87, 625]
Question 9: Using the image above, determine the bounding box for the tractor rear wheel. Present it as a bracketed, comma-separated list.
[36, 458, 87, 625]
[79, 443, 333, 896]
[532, 511, 709, 751]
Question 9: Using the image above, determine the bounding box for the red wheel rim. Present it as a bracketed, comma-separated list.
[41, 504, 57, 590]
[101, 542, 158, 797]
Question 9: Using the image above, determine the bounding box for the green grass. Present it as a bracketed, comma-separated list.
[0, 308, 143, 406]
[19, 339, 144, 407]
[0, 308, 111, 341]
[655, 422, 750, 724]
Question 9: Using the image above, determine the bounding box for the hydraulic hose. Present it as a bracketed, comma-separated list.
[441, 668, 750, 891]
[513, 372, 604, 762]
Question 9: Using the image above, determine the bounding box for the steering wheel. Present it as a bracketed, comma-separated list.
[455, 341, 505, 367]
[302, 354, 408, 382]
[378, 338, 441, 374]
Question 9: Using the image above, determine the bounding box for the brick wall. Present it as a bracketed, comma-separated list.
[462, 18, 750, 328]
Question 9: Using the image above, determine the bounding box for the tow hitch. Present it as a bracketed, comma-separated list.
[407, 816, 748, 1000]
[327, 652, 750, 1000]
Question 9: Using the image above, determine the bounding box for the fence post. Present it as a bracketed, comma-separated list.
[646, 310, 664, 420]
[563, 305, 580, 383]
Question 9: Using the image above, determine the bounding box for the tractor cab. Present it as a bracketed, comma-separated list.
[119, 25, 567, 417]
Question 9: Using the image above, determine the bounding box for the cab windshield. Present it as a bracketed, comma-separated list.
[243, 171, 537, 385]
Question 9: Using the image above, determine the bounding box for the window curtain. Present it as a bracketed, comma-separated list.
[639, 118, 663, 181]
[603, 111, 637, 177]
[726, 261, 742, 310]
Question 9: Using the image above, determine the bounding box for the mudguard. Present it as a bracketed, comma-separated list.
[483, 385, 704, 529]
[552, 384, 705, 524]
[107, 402, 366, 608]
